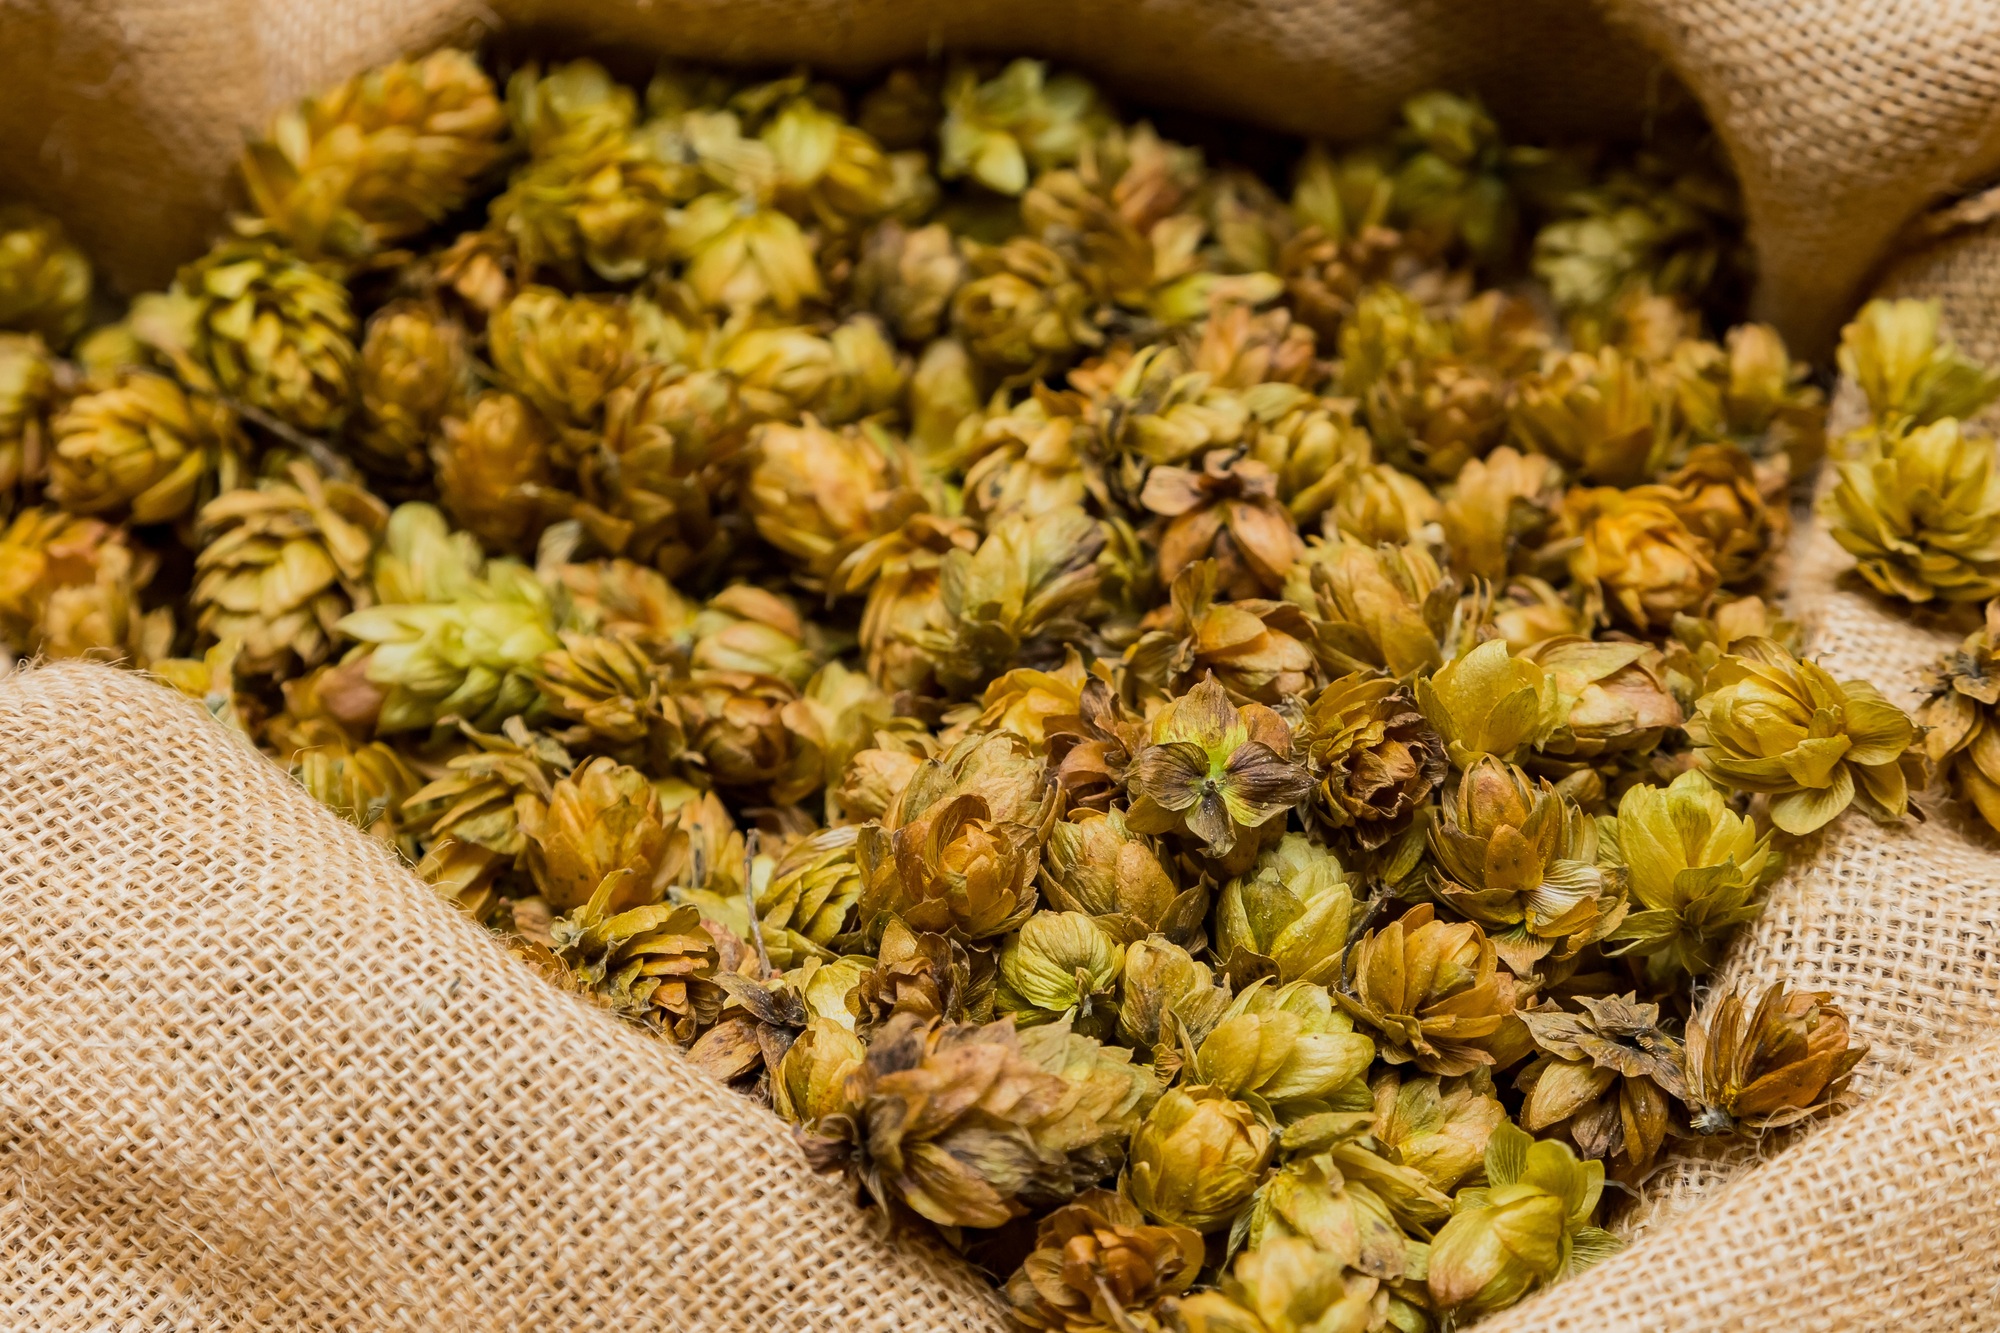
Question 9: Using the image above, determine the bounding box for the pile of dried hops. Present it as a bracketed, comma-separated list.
[6, 44, 1999, 1331]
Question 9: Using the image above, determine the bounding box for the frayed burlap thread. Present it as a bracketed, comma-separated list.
[0, 661, 1008, 1332]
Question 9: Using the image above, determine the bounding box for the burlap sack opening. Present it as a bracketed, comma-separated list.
[7, 1, 2000, 1327]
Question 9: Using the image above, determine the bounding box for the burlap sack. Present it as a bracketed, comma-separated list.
[0, 661, 1010, 1331]
[7, 0, 2000, 1327]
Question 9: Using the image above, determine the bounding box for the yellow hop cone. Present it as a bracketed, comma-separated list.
[49, 369, 244, 524]
[191, 459, 389, 676]
[1688, 635, 1919, 834]
[487, 285, 638, 431]
[239, 49, 506, 262]
[351, 299, 472, 479]
[0, 205, 91, 346]
[140, 238, 358, 434]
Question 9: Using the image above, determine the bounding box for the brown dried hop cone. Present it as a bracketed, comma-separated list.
[1516, 995, 1687, 1182]
[1139, 448, 1304, 600]
[190, 458, 389, 676]
[574, 365, 750, 579]
[1003, 1188, 1204, 1333]
[403, 717, 574, 919]
[1126, 675, 1313, 864]
[1918, 599, 2000, 832]
[1126, 560, 1320, 706]
[239, 49, 505, 264]
[550, 890, 723, 1042]
[853, 221, 967, 343]
[0, 205, 92, 346]
[665, 669, 819, 803]
[1039, 807, 1203, 945]
[1682, 982, 1866, 1135]
[135, 238, 358, 434]
[1427, 756, 1626, 974]
[1666, 441, 1787, 587]
[0, 507, 172, 664]
[1336, 903, 1521, 1077]
[432, 391, 555, 553]
[351, 300, 472, 480]
[1298, 670, 1447, 854]
[49, 369, 245, 524]
[802, 1013, 1075, 1229]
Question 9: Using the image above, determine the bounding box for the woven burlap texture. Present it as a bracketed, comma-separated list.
[0, 662, 1009, 1332]
[10, 0, 2000, 351]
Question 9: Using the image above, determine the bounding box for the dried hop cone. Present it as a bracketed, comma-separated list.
[240, 49, 507, 262]
[1299, 670, 1447, 853]
[1558, 485, 1718, 633]
[749, 419, 922, 587]
[1127, 676, 1313, 863]
[1837, 297, 2000, 431]
[1602, 769, 1780, 982]
[1003, 1189, 1204, 1333]
[550, 892, 722, 1042]
[1336, 903, 1519, 1076]
[1822, 417, 2000, 604]
[432, 391, 555, 553]
[191, 459, 389, 676]
[351, 300, 473, 479]
[525, 755, 673, 914]
[1682, 982, 1865, 1135]
[1425, 1121, 1620, 1320]
[1213, 834, 1356, 987]
[802, 1013, 1075, 1229]
[0, 507, 172, 664]
[1173, 1235, 1389, 1333]
[49, 369, 244, 524]
[1516, 995, 1687, 1181]
[1124, 1085, 1274, 1233]
[1688, 635, 1918, 835]
[1918, 598, 2000, 833]
[0, 205, 92, 345]
[486, 285, 637, 431]
[140, 239, 358, 433]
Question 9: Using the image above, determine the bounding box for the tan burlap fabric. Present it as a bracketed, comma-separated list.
[0, 662, 1010, 1331]
[6, 1, 2000, 1327]
[12, 0, 2000, 352]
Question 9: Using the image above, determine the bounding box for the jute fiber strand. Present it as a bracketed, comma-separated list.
[0, 662, 1009, 1332]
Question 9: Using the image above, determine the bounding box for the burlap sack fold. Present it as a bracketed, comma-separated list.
[0, 661, 1008, 1332]
[14, 0, 2000, 351]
